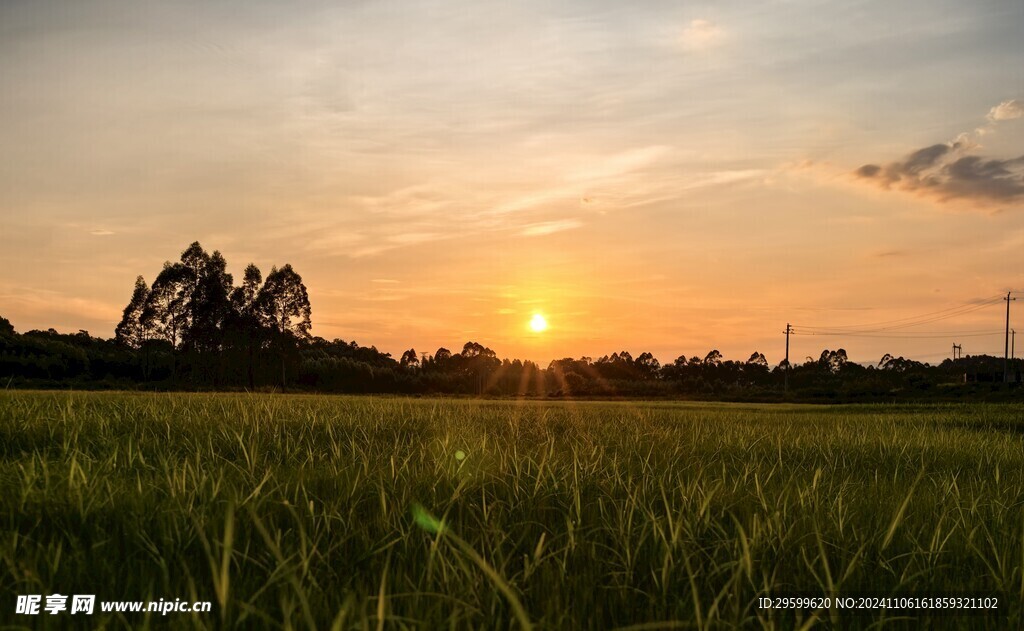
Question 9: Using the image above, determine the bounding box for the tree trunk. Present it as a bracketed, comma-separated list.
[281, 349, 287, 392]
[247, 341, 255, 391]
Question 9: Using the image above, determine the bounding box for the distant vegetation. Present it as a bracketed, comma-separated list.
[0, 242, 1020, 401]
[1, 392, 1020, 628]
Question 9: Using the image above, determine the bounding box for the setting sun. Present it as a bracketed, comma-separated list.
[529, 313, 548, 333]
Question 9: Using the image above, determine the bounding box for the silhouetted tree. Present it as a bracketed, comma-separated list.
[460, 341, 495, 359]
[746, 352, 768, 368]
[635, 352, 660, 379]
[115, 276, 150, 349]
[400, 348, 420, 368]
[459, 341, 500, 393]
[257, 264, 311, 388]
[142, 262, 188, 348]
[818, 349, 848, 374]
[878, 353, 922, 373]
[703, 350, 723, 366]
[258, 265, 311, 340]
[186, 250, 234, 355]
[228, 263, 266, 389]
[174, 241, 210, 351]
[129, 243, 238, 382]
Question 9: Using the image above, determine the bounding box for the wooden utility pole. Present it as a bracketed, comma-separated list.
[1005, 293, 1016, 383]
[784, 323, 792, 392]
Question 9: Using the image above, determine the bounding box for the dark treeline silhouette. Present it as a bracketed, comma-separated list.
[1, 243, 1021, 401]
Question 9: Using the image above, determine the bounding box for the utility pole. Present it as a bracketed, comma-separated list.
[952, 343, 962, 360]
[784, 323, 792, 393]
[1005, 292, 1016, 383]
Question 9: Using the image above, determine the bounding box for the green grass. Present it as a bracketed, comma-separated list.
[1, 391, 1022, 629]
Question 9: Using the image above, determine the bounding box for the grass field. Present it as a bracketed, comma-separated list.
[1, 391, 1022, 629]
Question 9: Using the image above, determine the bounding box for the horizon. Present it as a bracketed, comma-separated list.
[2, 0, 1023, 367]
[1, 268, 1013, 369]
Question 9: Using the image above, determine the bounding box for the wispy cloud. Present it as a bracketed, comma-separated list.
[0, 284, 121, 330]
[280, 144, 679, 258]
[304, 231, 365, 253]
[680, 19, 723, 51]
[488, 145, 672, 217]
[873, 249, 908, 258]
[678, 169, 766, 190]
[387, 232, 441, 246]
[520, 219, 583, 237]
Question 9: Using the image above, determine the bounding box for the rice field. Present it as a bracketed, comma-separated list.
[1, 391, 1022, 629]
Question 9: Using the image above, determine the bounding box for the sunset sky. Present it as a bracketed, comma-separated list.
[2, 0, 1023, 366]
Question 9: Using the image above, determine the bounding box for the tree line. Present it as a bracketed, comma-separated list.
[112, 242, 311, 389]
[1, 242, 1020, 401]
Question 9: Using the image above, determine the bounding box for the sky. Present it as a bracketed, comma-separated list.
[1, 0, 1023, 366]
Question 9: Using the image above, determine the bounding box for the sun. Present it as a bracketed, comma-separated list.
[529, 313, 548, 333]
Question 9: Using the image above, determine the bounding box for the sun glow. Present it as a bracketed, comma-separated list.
[529, 313, 548, 333]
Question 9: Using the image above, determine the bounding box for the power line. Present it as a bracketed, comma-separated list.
[793, 294, 1002, 329]
[793, 297, 1004, 333]
[790, 329, 999, 340]
[783, 293, 1014, 364]
[915, 349, 969, 360]
[797, 328, 1001, 336]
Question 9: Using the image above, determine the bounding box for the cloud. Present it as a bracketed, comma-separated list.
[90, 229, 115, 236]
[387, 232, 442, 245]
[939, 155, 1024, 201]
[855, 164, 881, 178]
[0, 284, 121, 329]
[681, 169, 766, 189]
[854, 100, 1024, 205]
[855, 145, 1024, 204]
[902, 144, 952, 174]
[305, 231, 365, 253]
[987, 99, 1024, 122]
[680, 19, 723, 50]
[856, 146, 1024, 203]
[488, 145, 672, 216]
[520, 219, 583, 237]
[565, 145, 672, 183]
[856, 142, 957, 188]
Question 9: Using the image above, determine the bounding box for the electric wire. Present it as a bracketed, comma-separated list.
[790, 294, 1006, 336]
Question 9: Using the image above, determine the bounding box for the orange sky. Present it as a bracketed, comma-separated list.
[2, 0, 1023, 366]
